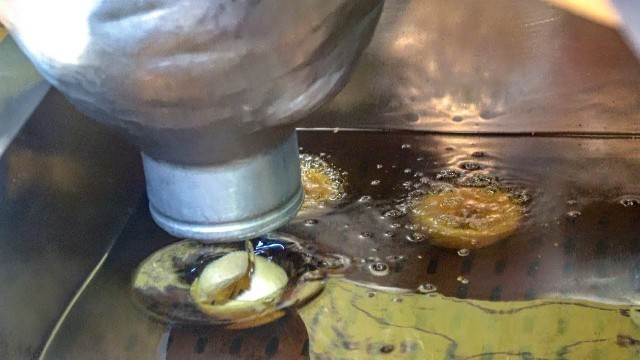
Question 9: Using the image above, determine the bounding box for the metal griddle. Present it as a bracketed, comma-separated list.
[2, 0, 640, 358]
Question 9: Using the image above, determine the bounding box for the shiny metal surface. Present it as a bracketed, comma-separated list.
[0, 0, 383, 163]
[2, 0, 640, 358]
[0, 0, 383, 241]
[0, 90, 144, 359]
[301, 0, 640, 134]
[143, 132, 303, 241]
[0, 34, 48, 157]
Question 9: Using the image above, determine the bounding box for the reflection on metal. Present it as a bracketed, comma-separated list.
[302, 0, 640, 134]
[2, 0, 640, 358]
[0, 0, 384, 241]
[0, 90, 143, 359]
[0, 35, 49, 157]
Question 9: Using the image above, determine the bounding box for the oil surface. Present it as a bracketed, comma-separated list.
[39, 130, 640, 359]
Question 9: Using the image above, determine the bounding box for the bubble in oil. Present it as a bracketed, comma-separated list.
[406, 232, 427, 243]
[620, 198, 639, 207]
[471, 151, 485, 158]
[459, 162, 482, 171]
[417, 283, 437, 294]
[458, 173, 498, 187]
[376, 164, 383, 169]
[304, 219, 318, 226]
[359, 195, 372, 202]
[457, 249, 470, 257]
[405, 223, 419, 231]
[384, 231, 394, 237]
[392, 297, 403, 303]
[390, 223, 402, 229]
[567, 210, 581, 218]
[367, 291, 377, 298]
[371, 180, 381, 186]
[451, 116, 464, 122]
[401, 144, 411, 149]
[404, 168, 412, 174]
[360, 232, 374, 238]
[383, 209, 403, 218]
[457, 276, 469, 284]
[299, 153, 346, 207]
[435, 169, 462, 181]
[368, 262, 389, 276]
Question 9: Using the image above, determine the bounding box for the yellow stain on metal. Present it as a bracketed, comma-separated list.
[298, 279, 640, 359]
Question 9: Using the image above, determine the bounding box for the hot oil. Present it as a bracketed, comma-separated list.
[286, 130, 640, 305]
[40, 130, 640, 359]
[287, 130, 640, 357]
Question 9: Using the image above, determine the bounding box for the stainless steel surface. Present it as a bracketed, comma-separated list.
[0, 89, 144, 359]
[0, 34, 48, 157]
[143, 132, 303, 241]
[301, 0, 640, 134]
[0, 0, 384, 241]
[2, 0, 640, 358]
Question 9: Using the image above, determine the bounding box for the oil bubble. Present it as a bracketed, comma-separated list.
[390, 223, 402, 229]
[367, 291, 376, 298]
[384, 231, 394, 237]
[451, 116, 463, 122]
[417, 283, 437, 294]
[471, 151, 485, 158]
[401, 144, 411, 149]
[459, 162, 482, 171]
[385, 255, 406, 262]
[406, 232, 427, 243]
[457, 276, 469, 284]
[371, 180, 381, 186]
[359, 195, 372, 202]
[360, 232, 374, 238]
[567, 210, 581, 218]
[304, 219, 318, 226]
[457, 249, 470, 257]
[376, 164, 384, 169]
[383, 209, 403, 218]
[621, 198, 639, 207]
[435, 169, 462, 181]
[368, 262, 389, 276]
[404, 168, 412, 174]
[459, 173, 498, 187]
[405, 224, 419, 231]
[391, 297, 403, 303]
